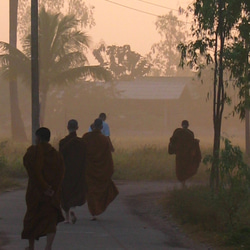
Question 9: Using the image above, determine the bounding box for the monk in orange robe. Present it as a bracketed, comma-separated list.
[168, 120, 201, 187]
[59, 119, 86, 224]
[82, 118, 119, 220]
[22, 127, 65, 250]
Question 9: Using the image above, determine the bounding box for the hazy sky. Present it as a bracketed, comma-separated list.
[0, 0, 191, 56]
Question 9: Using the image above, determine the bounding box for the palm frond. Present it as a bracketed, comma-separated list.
[56, 14, 78, 36]
[50, 52, 88, 72]
[0, 9, 110, 90]
[50, 14, 77, 53]
[0, 41, 30, 80]
[51, 65, 112, 84]
[51, 18, 90, 59]
[67, 31, 91, 48]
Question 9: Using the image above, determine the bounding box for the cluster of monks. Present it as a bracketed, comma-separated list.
[21, 114, 118, 250]
[21, 116, 201, 250]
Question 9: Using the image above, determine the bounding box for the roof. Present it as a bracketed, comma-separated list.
[114, 77, 194, 100]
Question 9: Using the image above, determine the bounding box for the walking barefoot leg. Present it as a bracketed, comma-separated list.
[45, 233, 56, 250]
[27, 238, 34, 250]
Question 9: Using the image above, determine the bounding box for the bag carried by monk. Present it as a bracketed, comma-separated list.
[168, 141, 175, 154]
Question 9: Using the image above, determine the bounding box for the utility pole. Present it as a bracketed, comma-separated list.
[31, 0, 40, 144]
[245, 39, 250, 156]
[245, 111, 250, 155]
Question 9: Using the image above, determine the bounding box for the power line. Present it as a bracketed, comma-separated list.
[104, 0, 159, 17]
[103, 0, 240, 33]
[104, 0, 193, 25]
[135, 0, 179, 12]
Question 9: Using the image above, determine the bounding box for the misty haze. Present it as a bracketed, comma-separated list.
[0, 0, 249, 249]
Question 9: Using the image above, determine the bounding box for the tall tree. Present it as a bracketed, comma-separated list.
[178, 0, 249, 189]
[147, 11, 187, 76]
[31, 0, 40, 144]
[18, 0, 95, 43]
[93, 43, 150, 80]
[0, 8, 110, 125]
[9, 0, 27, 141]
[223, 9, 250, 155]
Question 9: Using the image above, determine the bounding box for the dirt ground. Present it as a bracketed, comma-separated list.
[0, 181, 214, 250]
[0, 232, 8, 250]
[125, 191, 214, 250]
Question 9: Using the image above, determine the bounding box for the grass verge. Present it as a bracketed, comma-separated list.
[163, 185, 250, 249]
[0, 140, 27, 192]
[2, 136, 249, 249]
[112, 139, 210, 181]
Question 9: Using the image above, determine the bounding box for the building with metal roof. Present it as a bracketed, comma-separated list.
[114, 76, 198, 100]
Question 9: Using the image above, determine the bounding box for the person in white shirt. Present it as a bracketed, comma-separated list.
[89, 113, 114, 152]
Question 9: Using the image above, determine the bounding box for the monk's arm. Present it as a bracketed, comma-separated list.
[59, 140, 67, 154]
[23, 146, 50, 192]
[59, 139, 73, 155]
[57, 153, 65, 188]
[33, 146, 50, 192]
[107, 136, 115, 152]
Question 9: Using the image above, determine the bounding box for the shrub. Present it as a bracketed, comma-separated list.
[0, 140, 27, 190]
[165, 138, 250, 248]
[204, 138, 250, 229]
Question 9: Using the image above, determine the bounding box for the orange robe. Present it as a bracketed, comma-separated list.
[82, 130, 119, 216]
[21, 143, 65, 240]
[59, 132, 86, 212]
[169, 128, 201, 182]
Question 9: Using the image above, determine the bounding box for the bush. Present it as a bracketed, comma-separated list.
[165, 139, 250, 248]
[204, 139, 250, 228]
[165, 186, 225, 230]
[0, 140, 27, 190]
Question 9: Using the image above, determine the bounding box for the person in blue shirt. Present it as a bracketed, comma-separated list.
[89, 113, 114, 152]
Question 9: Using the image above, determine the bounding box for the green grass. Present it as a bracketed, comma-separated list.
[113, 144, 176, 180]
[112, 136, 210, 182]
[0, 137, 211, 186]
[0, 140, 27, 191]
[161, 139, 250, 249]
[1, 136, 249, 249]
[163, 184, 250, 249]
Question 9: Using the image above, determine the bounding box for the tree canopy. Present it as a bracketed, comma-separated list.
[178, 0, 250, 188]
[93, 43, 150, 81]
[147, 11, 187, 76]
[0, 8, 110, 125]
[18, 0, 95, 42]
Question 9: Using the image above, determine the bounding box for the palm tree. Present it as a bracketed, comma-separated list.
[9, 0, 28, 141]
[1, 7, 111, 125]
[31, 0, 40, 144]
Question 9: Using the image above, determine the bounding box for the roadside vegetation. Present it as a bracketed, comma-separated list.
[163, 139, 250, 249]
[0, 140, 27, 191]
[0, 136, 210, 186]
[112, 136, 209, 182]
[1, 137, 249, 249]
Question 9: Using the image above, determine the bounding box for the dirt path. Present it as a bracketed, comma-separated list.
[0, 180, 213, 250]
[117, 180, 213, 250]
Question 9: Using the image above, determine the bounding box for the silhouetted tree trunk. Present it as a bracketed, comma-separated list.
[9, 0, 28, 142]
[31, 0, 40, 144]
[210, 0, 225, 190]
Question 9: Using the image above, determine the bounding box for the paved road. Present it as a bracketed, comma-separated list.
[0, 181, 202, 250]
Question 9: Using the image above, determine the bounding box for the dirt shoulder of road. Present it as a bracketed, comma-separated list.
[0, 180, 222, 250]
[0, 231, 9, 250]
[0, 179, 26, 249]
[124, 190, 214, 250]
